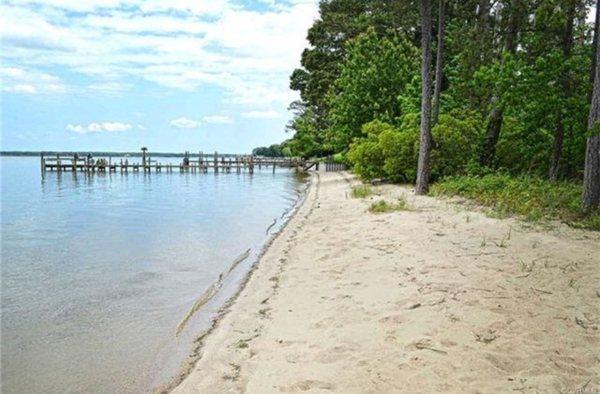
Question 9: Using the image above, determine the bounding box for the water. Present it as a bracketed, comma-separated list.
[0, 156, 308, 393]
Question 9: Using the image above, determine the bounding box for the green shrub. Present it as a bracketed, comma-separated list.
[431, 174, 599, 230]
[346, 120, 389, 181]
[368, 197, 409, 213]
[430, 111, 482, 179]
[347, 111, 482, 183]
[351, 185, 373, 198]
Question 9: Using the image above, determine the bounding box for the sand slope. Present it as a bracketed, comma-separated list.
[173, 171, 600, 393]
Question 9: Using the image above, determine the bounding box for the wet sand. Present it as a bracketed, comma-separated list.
[173, 171, 600, 393]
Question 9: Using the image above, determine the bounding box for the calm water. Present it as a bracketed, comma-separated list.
[0, 156, 307, 393]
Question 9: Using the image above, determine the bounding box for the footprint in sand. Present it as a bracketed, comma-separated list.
[314, 345, 356, 364]
[378, 314, 409, 324]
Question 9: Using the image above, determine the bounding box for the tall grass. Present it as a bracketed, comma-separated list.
[368, 197, 410, 213]
[351, 185, 373, 198]
[431, 174, 599, 230]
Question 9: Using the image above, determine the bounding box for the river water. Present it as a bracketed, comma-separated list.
[0, 155, 308, 393]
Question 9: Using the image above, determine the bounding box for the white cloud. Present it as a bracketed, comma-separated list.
[66, 122, 134, 134]
[170, 117, 201, 129]
[0, 66, 66, 94]
[0, 0, 319, 106]
[87, 81, 131, 94]
[202, 115, 233, 124]
[66, 124, 86, 133]
[241, 110, 282, 119]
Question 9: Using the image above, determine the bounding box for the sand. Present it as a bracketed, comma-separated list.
[172, 171, 600, 393]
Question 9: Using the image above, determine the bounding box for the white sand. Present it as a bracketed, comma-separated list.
[172, 171, 600, 393]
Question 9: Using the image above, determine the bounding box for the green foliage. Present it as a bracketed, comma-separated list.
[431, 174, 600, 230]
[347, 120, 416, 182]
[325, 28, 419, 151]
[350, 185, 373, 198]
[348, 112, 482, 183]
[284, 0, 596, 223]
[368, 197, 409, 213]
[253, 144, 288, 157]
[290, 0, 420, 119]
[286, 102, 323, 159]
[431, 110, 483, 179]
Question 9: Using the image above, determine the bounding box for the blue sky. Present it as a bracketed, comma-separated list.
[0, 0, 318, 153]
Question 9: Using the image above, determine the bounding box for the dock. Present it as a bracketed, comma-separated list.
[41, 148, 313, 174]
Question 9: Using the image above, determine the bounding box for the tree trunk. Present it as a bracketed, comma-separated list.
[416, 0, 433, 195]
[432, 0, 445, 126]
[591, 0, 600, 96]
[549, 112, 565, 181]
[549, 1, 576, 181]
[481, 98, 504, 166]
[583, 1, 600, 213]
[479, 0, 520, 168]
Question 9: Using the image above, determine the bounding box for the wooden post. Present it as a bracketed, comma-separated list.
[141, 147, 148, 167]
[214, 151, 218, 173]
[273, 162, 276, 174]
[249, 155, 254, 174]
[41, 152, 45, 173]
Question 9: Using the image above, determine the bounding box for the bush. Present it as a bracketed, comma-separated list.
[431, 111, 482, 179]
[368, 197, 410, 213]
[346, 121, 389, 181]
[351, 185, 373, 198]
[348, 111, 482, 183]
[431, 174, 600, 230]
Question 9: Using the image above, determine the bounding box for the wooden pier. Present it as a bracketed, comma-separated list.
[40, 148, 310, 174]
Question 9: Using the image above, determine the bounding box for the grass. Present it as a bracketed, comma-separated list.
[368, 197, 410, 213]
[351, 185, 373, 198]
[430, 174, 600, 231]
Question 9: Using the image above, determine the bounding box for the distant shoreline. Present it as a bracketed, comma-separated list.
[1, 151, 246, 158]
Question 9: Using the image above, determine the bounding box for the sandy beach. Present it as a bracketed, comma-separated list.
[173, 171, 600, 393]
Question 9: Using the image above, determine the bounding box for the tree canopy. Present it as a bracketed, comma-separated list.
[283, 0, 599, 216]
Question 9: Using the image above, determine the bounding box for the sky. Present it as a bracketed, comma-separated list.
[0, 0, 319, 153]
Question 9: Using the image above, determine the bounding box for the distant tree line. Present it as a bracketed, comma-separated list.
[252, 143, 292, 157]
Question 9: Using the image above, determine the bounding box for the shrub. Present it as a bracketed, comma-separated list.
[348, 111, 482, 183]
[431, 174, 600, 230]
[351, 185, 373, 198]
[368, 197, 410, 213]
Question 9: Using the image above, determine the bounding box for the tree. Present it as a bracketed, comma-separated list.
[479, 0, 525, 168]
[549, 0, 577, 180]
[583, 0, 600, 212]
[286, 101, 323, 159]
[325, 28, 419, 152]
[416, 0, 434, 195]
[288, 0, 421, 150]
[432, 0, 446, 126]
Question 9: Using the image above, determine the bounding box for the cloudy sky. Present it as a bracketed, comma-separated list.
[0, 0, 318, 153]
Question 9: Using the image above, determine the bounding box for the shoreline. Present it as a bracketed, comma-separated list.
[156, 172, 318, 393]
[170, 171, 599, 393]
